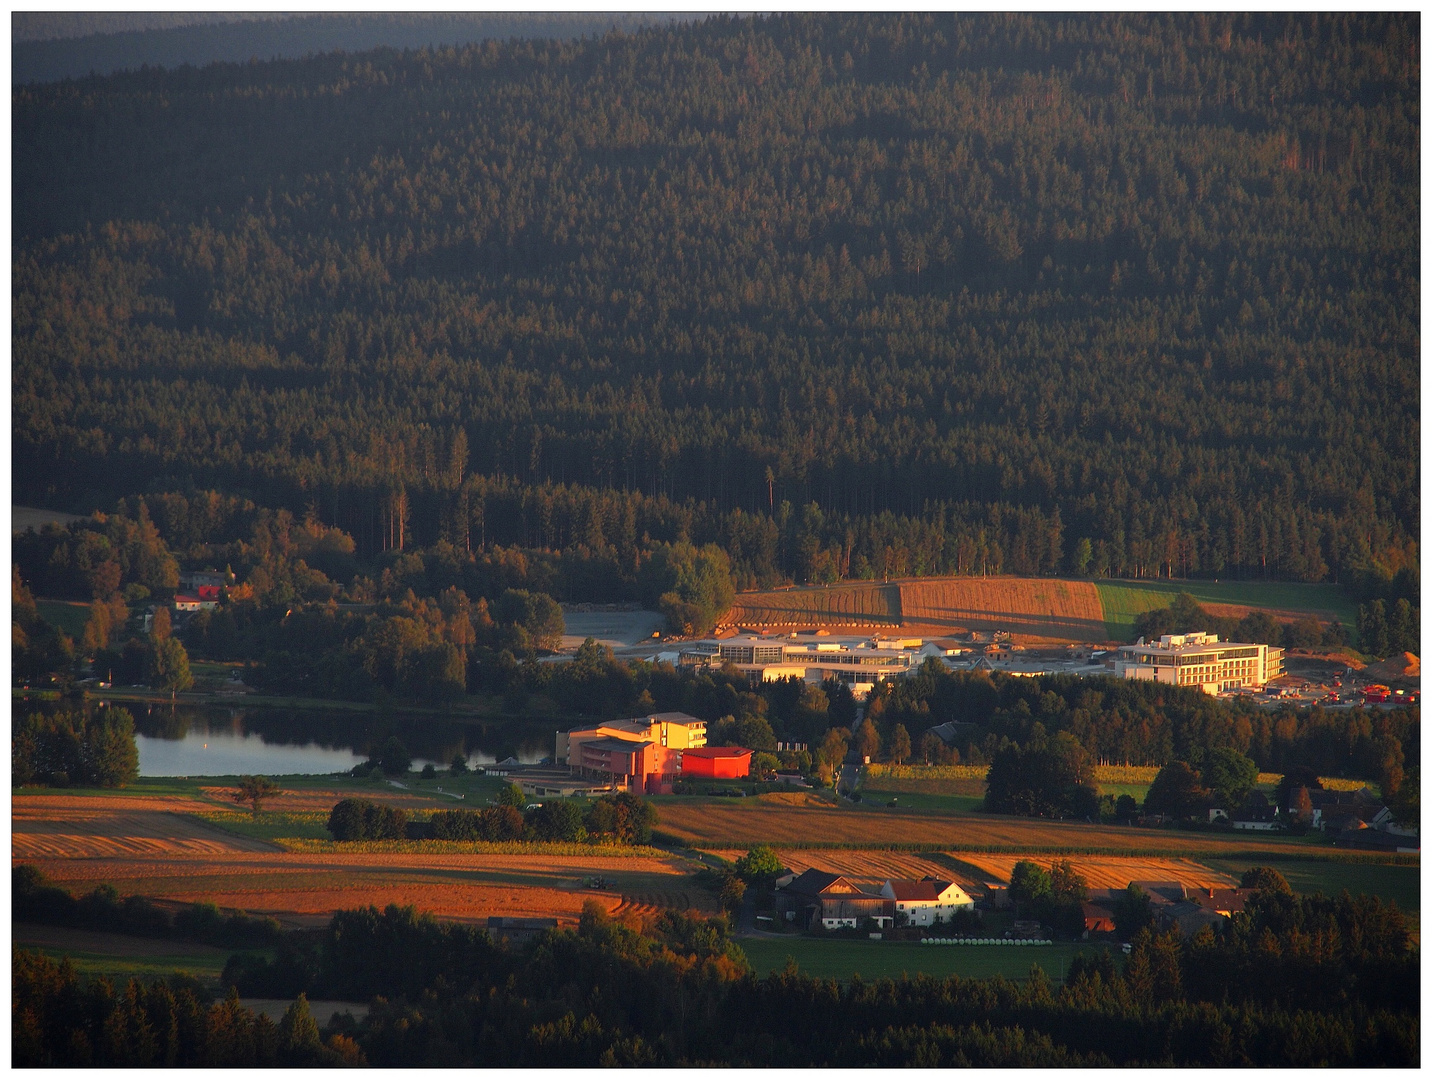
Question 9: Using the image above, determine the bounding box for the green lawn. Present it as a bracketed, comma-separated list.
[859, 789, 984, 813]
[1202, 857, 1420, 912]
[736, 936, 1104, 983]
[35, 599, 91, 638]
[1095, 579, 1358, 641]
[15, 944, 240, 982]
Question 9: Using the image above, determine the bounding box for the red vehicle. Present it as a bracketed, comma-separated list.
[1362, 685, 1390, 704]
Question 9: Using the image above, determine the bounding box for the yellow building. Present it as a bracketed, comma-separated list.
[555, 711, 707, 768]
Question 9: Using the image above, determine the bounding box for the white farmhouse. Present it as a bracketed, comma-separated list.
[880, 878, 974, 926]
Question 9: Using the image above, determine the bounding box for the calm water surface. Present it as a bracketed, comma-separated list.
[22, 698, 555, 777]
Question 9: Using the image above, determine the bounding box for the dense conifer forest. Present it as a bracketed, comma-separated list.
[12, 13, 1419, 592]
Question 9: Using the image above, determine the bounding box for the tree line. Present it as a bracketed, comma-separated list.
[12, 13, 1418, 598]
[17, 881, 1417, 1065]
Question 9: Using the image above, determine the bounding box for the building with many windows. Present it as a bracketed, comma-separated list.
[1113, 632, 1283, 693]
[678, 634, 922, 698]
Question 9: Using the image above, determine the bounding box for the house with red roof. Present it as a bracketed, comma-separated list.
[878, 877, 974, 926]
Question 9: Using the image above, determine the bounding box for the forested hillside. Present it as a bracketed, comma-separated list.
[13, 13, 1419, 592]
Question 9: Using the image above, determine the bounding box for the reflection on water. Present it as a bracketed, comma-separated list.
[18, 698, 554, 777]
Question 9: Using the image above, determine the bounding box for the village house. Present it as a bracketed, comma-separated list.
[878, 878, 974, 926]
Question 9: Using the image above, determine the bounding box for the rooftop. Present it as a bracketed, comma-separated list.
[579, 737, 654, 755]
[885, 878, 955, 901]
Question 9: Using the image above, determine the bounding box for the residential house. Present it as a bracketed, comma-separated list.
[1230, 791, 1280, 831]
[878, 878, 974, 926]
[1306, 787, 1389, 831]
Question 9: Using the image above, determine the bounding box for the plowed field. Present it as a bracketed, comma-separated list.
[898, 577, 1107, 643]
[727, 581, 901, 629]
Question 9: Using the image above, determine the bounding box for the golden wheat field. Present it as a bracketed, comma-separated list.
[956, 854, 1236, 892]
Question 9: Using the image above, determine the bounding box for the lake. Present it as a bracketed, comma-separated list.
[18, 698, 557, 777]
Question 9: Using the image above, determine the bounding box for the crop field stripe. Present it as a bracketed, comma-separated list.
[729, 575, 1354, 643]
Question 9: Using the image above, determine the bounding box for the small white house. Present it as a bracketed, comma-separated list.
[880, 878, 974, 926]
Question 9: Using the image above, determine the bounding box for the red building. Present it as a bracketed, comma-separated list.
[577, 737, 682, 793]
[680, 746, 753, 779]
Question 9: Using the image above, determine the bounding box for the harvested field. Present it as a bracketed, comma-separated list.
[15, 793, 218, 814]
[14, 791, 710, 926]
[898, 577, 1107, 643]
[726, 581, 901, 629]
[659, 800, 1353, 860]
[13, 802, 278, 859]
[708, 848, 961, 886]
[20, 849, 702, 927]
[957, 854, 1236, 892]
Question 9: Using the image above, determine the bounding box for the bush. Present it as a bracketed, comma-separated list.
[429, 806, 525, 841]
[525, 800, 587, 842]
[327, 798, 409, 840]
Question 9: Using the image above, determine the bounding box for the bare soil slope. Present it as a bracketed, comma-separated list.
[726, 575, 1106, 642]
[725, 581, 901, 629]
[898, 577, 1107, 642]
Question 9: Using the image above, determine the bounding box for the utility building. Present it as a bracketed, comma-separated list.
[680, 746, 753, 779]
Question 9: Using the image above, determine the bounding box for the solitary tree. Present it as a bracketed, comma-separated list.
[854, 718, 881, 761]
[1240, 866, 1292, 894]
[889, 724, 912, 765]
[719, 872, 747, 916]
[149, 635, 193, 693]
[735, 845, 783, 883]
[234, 775, 281, 816]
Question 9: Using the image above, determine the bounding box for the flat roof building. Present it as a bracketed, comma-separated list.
[556, 711, 707, 794]
[1113, 632, 1283, 694]
[677, 633, 921, 698]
